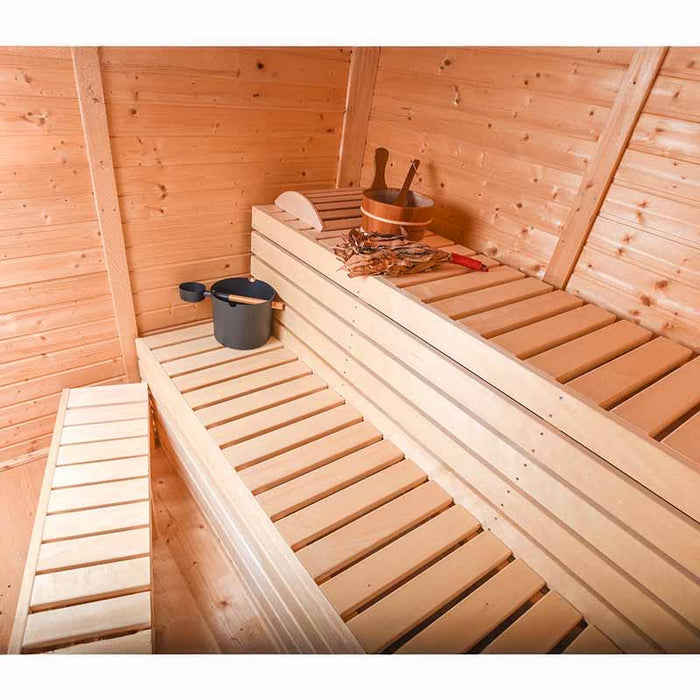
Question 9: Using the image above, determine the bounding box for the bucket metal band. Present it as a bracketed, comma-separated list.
[360, 206, 433, 227]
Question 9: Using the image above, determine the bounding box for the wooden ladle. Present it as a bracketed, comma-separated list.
[393, 159, 420, 207]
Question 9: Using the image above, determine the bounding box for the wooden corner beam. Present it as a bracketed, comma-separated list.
[72, 47, 140, 382]
[544, 47, 668, 290]
[335, 47, 381, 189]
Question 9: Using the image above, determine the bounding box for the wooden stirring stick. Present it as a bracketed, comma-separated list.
[393, 159, 420, 207]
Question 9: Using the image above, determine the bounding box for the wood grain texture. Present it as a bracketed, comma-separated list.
[569, 47, 700, 352]
[100, 47, 350, 334]
[72, 48, 139, 382]
[335, 48, 380, 188]
[0, 48, 123, 473]
[545, 47, 668, 289]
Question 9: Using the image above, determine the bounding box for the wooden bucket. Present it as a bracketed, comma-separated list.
[361, 188, 434, 239]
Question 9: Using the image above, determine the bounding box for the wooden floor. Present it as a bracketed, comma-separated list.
[273, 190, 700, 466]
[0, 448, 278, 654]
[139, 322, 620, 654]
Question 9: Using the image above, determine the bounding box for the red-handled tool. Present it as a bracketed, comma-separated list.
[448, 252, 489, 272]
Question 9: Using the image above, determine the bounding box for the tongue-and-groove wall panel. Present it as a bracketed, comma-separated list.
[567, 48, 700, 351]
[101, 47, 351, 334]
[0, 47, 125, 473]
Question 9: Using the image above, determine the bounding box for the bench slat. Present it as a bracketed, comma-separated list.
[662, 412, 700, 464]
[22, 591, 151, 651]
[240, 422, 382, 494]
[276, 460, 428, 550]
[209, 388, 343, 447]
[60, 418, 149, 445]
[185, 360, 313, 410]
[613, 357, 700, 437]
[462, 290, 584, 338]
[196, 373, 326, 427]
[564, 625, 621, 653]
[347, 531, 511, 653]
[37, 527, 151, 574]
[225, 405, 363, 471]
[47, 478, 150, 514]
[567, 337, 693, 409]
[397, 560, 544, 654]
[407, 266, 523, 303]
[57, 436, 149, 466]
[491, 304, 616, 359]
[163, 338, 283, 377]
[431, 278, 552, 320]
[52, 456, 150, 488]
[528, 320, 653, 382]
[296, 481, 452, 581]
[51, 629, 153, 654]
[174, 348, 296, 392]
[43, 501, 150, 542]
[483, 591, 582, 653]
[30, 557, 151, 611]
[257, 440, 403, 521]
[320, 506, 479, 617]
[142, 321, 213, 350]
[64, 402, 149, 426]
[67, 384, 148, 408]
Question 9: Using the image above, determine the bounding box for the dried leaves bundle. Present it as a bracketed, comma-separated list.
[334, 229, 450, 278]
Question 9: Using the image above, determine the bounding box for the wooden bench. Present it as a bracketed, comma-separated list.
[137, 322, 620, 654]
[9, 384, 153, 654]
[248, 200, 700, 653]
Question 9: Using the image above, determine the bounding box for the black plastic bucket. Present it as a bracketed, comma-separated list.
[210, 277, 275, 350]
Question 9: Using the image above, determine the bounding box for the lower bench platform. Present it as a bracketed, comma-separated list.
[9, 384, 153, 654]
[137, 323, 619, 654]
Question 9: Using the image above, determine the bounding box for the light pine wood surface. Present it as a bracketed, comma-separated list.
[137, 319, 624, 654]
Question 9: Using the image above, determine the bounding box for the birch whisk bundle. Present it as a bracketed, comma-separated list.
[334, 229, 488, 278]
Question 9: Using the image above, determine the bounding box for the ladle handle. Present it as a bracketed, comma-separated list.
[370, 147, 389, 190]
[216, 291, 285, 310]
[393, 159, 420, 207]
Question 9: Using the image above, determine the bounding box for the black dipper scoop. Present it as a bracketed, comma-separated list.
[179, 281, 284, 310]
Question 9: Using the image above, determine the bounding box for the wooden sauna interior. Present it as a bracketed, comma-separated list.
[1, 45, 699, 655]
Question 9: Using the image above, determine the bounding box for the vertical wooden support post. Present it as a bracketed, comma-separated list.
[72, 47, 140, 382]
[544, 47, 668, 289]
[335, 47, 381, 188]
